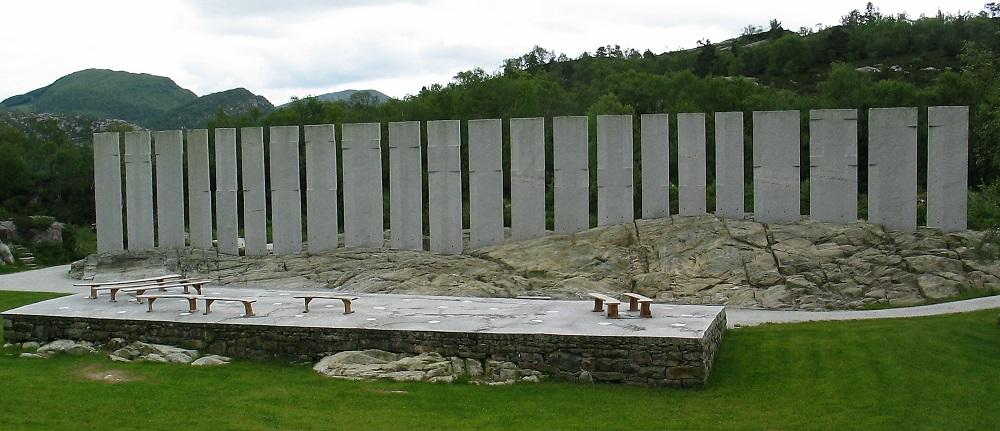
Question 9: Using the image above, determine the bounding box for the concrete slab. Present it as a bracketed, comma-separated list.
[269, 126, 303, 255]
[510, 118, 546, 240]
[714, 112, 744, 219]
[240, 127, 268, 256]
[389, 121, 424, 251]
[927, 106, 969, 232]
[753, 111, 800, 223]
[427, 120, 463, 254]
[468, 119, 504, 247]
[678, 113, 707, 216]
[153, 130, 185, 249]
[214, 129, 240, 255]
[124, 131, 155, 250]
[553, 116, 590, 233]
[597, 115, 634, 226]
[640, 114, 670, 219]
[809, 109, 858, 224]
[93, 132, 123, 253]
[868, 107, 917, 231]
[186, 130, 213, 250]
[304, 124, 339, 253]
[341, 123, 384, 248]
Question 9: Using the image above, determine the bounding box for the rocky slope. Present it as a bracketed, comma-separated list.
[73, 215, 1000, 311]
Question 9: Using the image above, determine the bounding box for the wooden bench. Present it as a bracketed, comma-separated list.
[77, 275, 184, 300]
[118, 280, 210, 303]
[202, 297, 257, 317]
[75, 274, 182, 288]
[293, 295, 358, 314]
[587, 293, 621, 319]
[621, 292, 654, 318]
[135, 294, 201, 313]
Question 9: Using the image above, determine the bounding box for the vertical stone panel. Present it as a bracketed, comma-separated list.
[269, 126, 302, 254]
[389, 121, 424, 250]
[153, 130, 185, 248]
[597, 115, 634, 226]
[868, 107, 917, 231]
[304, 124, 339, 253]
[240, 127, 268, 256]
[678, 113, 707, 216]
[809, 109, 858, 224]
[186, 129, 213, 249]
[510, 117, 545, 240]
[927, 106, 969, 232]
[752, 111, 801, 223]
[214, 129, 239, 255]
[124, 131, 154, 250]
[553, 116, 590, 233]
[640, 114, 670, 219]
[715, 112, 744, 219]
[427, 120, 463, 254]
[341, 123, 384, 248]
[93, 132, 124, 253]
[468, 119, 504, 247]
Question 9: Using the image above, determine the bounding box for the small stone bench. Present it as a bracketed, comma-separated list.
[202, 297, 257, 317]
[135, 294, 201, 313]
[621, 292, 654, 318]
[119, 280, 209, 303]
[587, 293, 621, 319]
[293, 295, 358, 314]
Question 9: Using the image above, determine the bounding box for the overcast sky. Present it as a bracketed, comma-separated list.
[0, 0, 988, 105]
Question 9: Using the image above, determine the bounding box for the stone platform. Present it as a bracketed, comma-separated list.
[3, 287, 726, 387]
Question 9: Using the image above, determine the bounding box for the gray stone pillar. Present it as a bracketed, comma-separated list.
[468, 119, 504, 247]
[927, 106, 969, 232]
[214, 129, 239, 255]
[153, 131, 185, 249]
[640, 114, 669, 219]
[93, 132, 123, 253]
[752, 111, 800, 223]
[341, 123, 384, 249]
[389, 121, 424, 251]
[510, 118, 545, 240]
[124, 131, 154, 250]
[715, 112, 744, 219]
[868, 107, 917, 231]
[809, 109, 858, 224]
[240, 127, 268, 256]
[427, 120, 463, 254]
[305, 124, 339, 253]
[678, 113, 707, 216]
[597, 115, 634, 226]
[186, 130, 213, 250]
[269, 126, 302, 255]
[553, 116, 590, 233]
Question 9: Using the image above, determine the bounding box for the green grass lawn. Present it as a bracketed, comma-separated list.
[1, 292, 998, 431]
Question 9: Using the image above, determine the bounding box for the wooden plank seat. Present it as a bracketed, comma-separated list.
[621, 292, 654, 318]
[135, 294, 201, 313]
[74, 274, 182, 287]
[78, 275, 185, 300]
[293, 295, 358, 314]
[118, 280, 210, 303]
[202, 297, 257, 317]
[587, 293, 621, 319]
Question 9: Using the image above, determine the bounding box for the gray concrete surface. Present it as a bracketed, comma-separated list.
[240, 127, 268, 256]
[553, 116, 590, 234]
[468, 119, 504, 247]
[714, 112, 744, 219]
[927, 106, 969, 232]
[427, 120, 463, 254]
[809, 109, 858, 224]
[269, 126, 303, 255]
[124, 131, 155, 250]
[153, 130, 185, 249]
[341, 123, 384, 248]
[214, 128, 240, 255]
[510, 118, 545, 241]
[640, 113, 670, 219]
[868, 107, 917, 231]
[753, 111, 800, 223]
[389, 121, 424, 251]
[678, 113, 707, 216]
[305, 124, 339, 253]
[186, 129, 214, 250]
[597, 115, 634, 226]
[93, 132, 123, 253]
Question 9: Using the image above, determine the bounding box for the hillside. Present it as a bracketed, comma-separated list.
[148, 88, 273, 129]
[280, 89, 391, 108]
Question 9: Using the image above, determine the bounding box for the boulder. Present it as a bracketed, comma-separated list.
[314, 349, 542, 384]
[191, 355, 231, 367]
[109, 341, 199, 363]
[0, 241, 12, 265]
[37, 340, 97, 356]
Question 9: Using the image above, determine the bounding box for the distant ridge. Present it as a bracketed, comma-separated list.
[279, 89, 392, 108]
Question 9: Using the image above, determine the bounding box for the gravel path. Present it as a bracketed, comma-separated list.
[1, 265, 998, 326]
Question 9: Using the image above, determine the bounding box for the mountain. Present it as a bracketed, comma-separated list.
[147, 88, 273, 129]
[0, 110, 139, 145]
[1, 69, 273, 130]
[279, 89, 391, 107]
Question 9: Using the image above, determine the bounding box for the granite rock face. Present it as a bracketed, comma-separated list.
[71, 216, 1000, 310]
[313, 349, 543, 384]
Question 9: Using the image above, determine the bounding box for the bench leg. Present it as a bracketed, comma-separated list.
[186, 298, 198, 313]
[592, 298, 604, 312]
[640, 303, 652, 318]
[183, 286, 190, 294]
[243, 302, 254, 317]
[606, 303, 620, 319]
[628, 297, 639, 312]
[109, 288, 120, 303]
[90, 287, 98, 299]
[146, 298, 157, 312]
[340, 299, 354, 314]
[203, 299, 214, 315]
[193, 286, 203, 295]
[302, 298, 313, 313]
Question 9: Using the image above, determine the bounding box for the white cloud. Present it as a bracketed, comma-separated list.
[0, 0, 988, 105]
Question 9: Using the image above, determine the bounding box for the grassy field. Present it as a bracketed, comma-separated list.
[1, 292, 998, 431]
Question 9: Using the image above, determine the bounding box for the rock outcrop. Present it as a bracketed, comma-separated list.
[313, 349, 543, 384]
[72, 215, 1000, 310]
[0, 240, 13, 265]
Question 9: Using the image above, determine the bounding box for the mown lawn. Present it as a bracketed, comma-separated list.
[1, 291, 998, 431]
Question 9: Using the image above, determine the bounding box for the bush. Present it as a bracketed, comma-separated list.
[969, 179, 1000, 230]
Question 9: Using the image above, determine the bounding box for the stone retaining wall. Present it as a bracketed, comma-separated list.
[3, 311, 726, 387]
